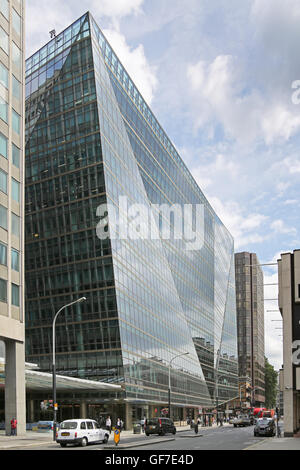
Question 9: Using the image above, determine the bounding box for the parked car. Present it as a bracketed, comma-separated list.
[144, 418, 176, 436]
[37, 421, 60, 432]
[254, 418, 276, 437]
[232, 415, 251, 427]
[56, 419, 109, 447]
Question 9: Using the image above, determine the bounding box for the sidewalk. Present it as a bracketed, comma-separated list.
[246, 436, 300, 451]
[0, 431, 54, 450]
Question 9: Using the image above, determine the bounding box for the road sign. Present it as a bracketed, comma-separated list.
[114, 429, 120, 446]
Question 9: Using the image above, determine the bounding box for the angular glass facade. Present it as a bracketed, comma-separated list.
[25, 13, 238, 414]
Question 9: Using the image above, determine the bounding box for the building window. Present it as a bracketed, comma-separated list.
[0, 96, 8, 123]
[11, 178, 20, 202]
[12, 76, 21, 101]
[0, 26, 8, 55]
[0, 168, 7, 193]
[12, 43, 22, 72]
[0, 133, 7, 158]
[0, 0, 9, 20]
[11, 249, 19, 271]
[12, 110, 21, 135]
[0, 278, 7, 302]
[11, 213, 19, 237]
[0, 242, 7, 266]
[11, 283, 19, 306]
[12, 9, 21, 37]
[12, 144, 20, 168]
[0, 204, 7, 230]
[0, 63, 8, 89]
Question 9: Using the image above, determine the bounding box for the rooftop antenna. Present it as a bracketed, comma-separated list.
[49, 29, 56, 39]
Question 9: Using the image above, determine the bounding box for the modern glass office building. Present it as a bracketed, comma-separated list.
[25, 12, 238, 424]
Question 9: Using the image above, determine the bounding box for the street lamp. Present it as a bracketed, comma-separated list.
[52, 297, 86, 441]
[215, 373, 228, 424]
[168, 352, 189, 419]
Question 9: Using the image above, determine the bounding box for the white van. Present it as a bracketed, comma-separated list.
[56, 419, 109, 447]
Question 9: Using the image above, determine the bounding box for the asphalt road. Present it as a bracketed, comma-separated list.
[9, 425, 271, 451]
[129, 425, 268, 450]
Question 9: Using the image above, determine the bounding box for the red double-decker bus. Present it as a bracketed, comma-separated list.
[253, 408, 275, 419]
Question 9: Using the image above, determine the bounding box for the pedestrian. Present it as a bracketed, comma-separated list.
[10, 417, 17, 436]
[116, 417, 122, 432]
[142, 416, 147, 433]
[106, 416, 111, 434]
[195, 417, 200, 434]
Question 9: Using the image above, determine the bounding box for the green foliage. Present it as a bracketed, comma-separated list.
[265, 357, 278, 409]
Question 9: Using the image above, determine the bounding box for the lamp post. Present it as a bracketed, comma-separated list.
[52, 297, 86, 441]
[215, 373, 228, 424]
[168, 352, 189, 420]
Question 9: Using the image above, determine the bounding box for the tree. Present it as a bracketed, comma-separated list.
[265, 357, 278, 409]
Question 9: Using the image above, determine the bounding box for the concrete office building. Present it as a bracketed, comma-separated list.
[0, 0, 25, 435]
[25, 12, 238, 425]
[278, 250, 300, 436]
[235, 252, 265, 406]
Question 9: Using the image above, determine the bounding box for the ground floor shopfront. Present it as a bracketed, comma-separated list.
[23, 395, 203, 430]
[1, 389, 222, 431]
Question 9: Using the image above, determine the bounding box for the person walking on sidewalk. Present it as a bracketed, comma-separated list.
[116, 418, 122, 432]
[106, 416, 112, 434]
[10, 418, 17, 436]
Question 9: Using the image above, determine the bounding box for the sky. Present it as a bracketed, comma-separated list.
[25, 0, 300, 371]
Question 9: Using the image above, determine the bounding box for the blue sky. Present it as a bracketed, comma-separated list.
[26, 0, 300, 370]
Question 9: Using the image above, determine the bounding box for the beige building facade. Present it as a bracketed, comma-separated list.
[278, 250, 300, 437]
[0, 0, 25, 435]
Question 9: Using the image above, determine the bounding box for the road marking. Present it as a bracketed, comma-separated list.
[243, 438, 269, 450]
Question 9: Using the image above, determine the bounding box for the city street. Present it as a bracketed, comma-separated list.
[128, 425, 269, 451]
[0, 425, 285, 451]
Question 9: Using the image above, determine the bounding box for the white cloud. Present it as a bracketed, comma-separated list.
[186, 53, 300, 146]
[284, 199, 298, 205]
[271, 219, 297, 236]
[91, 0, 144, 19]
[261, 106, 300, 145]
[190, 152, 239, 192]
[284, 157, 300, 174]
[276, 182, 291, 195]
[102, 28, 158, 104]
[207, 196, 269, 249]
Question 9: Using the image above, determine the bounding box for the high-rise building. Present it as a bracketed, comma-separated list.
[0, 0, 25, 434]
[235, 252, 265, 407]
[25, 12, 238, 424]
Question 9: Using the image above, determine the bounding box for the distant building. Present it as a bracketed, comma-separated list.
[278, 250, 300, 436]
[0, 0, 25, 434]
[228, 376, 252, 411]
[235, 252, 265, 406]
